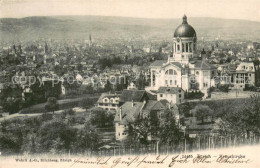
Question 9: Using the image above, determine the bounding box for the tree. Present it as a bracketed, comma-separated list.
[45, 97, 59, 114]
[35, 120, 76, 153]
[79, 98, 96, 110]
[130, 117, 152, 146]
[72, 121, 100, 153]
[159, 109, 182, 147]
[191, 104, 213, 124]
[224, 95, 260, 136]
[104, 80, 112, 92]
[0, 84, 23, 114]
[90, 108, 114, 128]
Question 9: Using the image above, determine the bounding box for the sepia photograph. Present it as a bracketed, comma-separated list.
[0, 0, 260, 167]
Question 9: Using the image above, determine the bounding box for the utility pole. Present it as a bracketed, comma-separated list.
[184, 128, 186, 153]
[156, 140, 159, 156]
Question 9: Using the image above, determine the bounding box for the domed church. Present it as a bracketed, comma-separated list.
[147, 15, 217, 98]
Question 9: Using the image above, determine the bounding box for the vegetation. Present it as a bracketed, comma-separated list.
[0, 113, 101, 155]
[191, 104, 213, 124]
[184, 90, 204, 99]
[45, 97, 59, 114]
[90, 108, 114, 128]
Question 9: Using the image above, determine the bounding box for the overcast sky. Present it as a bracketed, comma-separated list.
[0, 0, 260, 22]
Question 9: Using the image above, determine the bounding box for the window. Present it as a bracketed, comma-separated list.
[182, 43, 184, 52]
[170, 80, 172, 85]
[168, 69, 177, 75]
[175, 80, 177, 85]
[177, 44, 180, 51]
[169, 69, 173, 75]
[160, 94, 163, 97]
[179, 94, 182, 98]
[165, 80, 168, 85]
[186, 43, 189, 52]
[189, 42, 192, 52]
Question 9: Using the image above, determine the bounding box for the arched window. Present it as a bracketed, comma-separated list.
[168, 69, 177, 75]
[177, 44, 180, 51]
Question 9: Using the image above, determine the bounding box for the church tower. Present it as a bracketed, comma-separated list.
[169, 15, 197, 65]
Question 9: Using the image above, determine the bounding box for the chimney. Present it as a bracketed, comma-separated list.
[132, 100, 134, 107]
[119, 107, 122, 120]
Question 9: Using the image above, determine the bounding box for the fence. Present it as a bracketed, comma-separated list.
[98, 134, 260, 156]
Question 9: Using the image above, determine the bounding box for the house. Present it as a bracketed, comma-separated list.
[114, 100, 179, 141]
[230, 62, 255, 89]
[157, 87, 184, 104]
[114, 101, 144, 140]
[97, 93, 120, 111]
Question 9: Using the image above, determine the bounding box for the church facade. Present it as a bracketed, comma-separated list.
[147, 15, 217, 97]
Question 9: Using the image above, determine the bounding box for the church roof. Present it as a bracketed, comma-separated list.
[193, 61, 216, 70]
[162, 62, 183, 69]
[174, 15, 196, 38]
[150, 60, 167, 67]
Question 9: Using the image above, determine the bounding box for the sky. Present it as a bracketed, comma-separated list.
[0, 0, 260, 22]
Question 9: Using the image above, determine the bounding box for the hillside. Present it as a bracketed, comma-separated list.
[0, 15, 260, 42]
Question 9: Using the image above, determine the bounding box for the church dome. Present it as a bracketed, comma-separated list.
[174, 15, 196, 38]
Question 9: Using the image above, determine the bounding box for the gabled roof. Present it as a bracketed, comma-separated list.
[150, 60, 167, 67]
[158, 87, 184, 94]
[161, 62, 183, 69]
[119, 89, 147, 103]
[114, 102, 144, 124]
[143, 100, 166, 111]
[193, 60, 216, 70]
[146, 91, 157, 100]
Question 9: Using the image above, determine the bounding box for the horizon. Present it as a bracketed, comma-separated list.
[1, 14, 260, 23]
[0, 0, 260, 22]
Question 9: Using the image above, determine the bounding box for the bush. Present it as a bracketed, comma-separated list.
[244, 84, 257, 91]
[184, 90, 204, 99]
[217, 84, 229, 92]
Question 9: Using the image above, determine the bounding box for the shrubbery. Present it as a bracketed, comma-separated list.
[184, 90, 204, 99]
